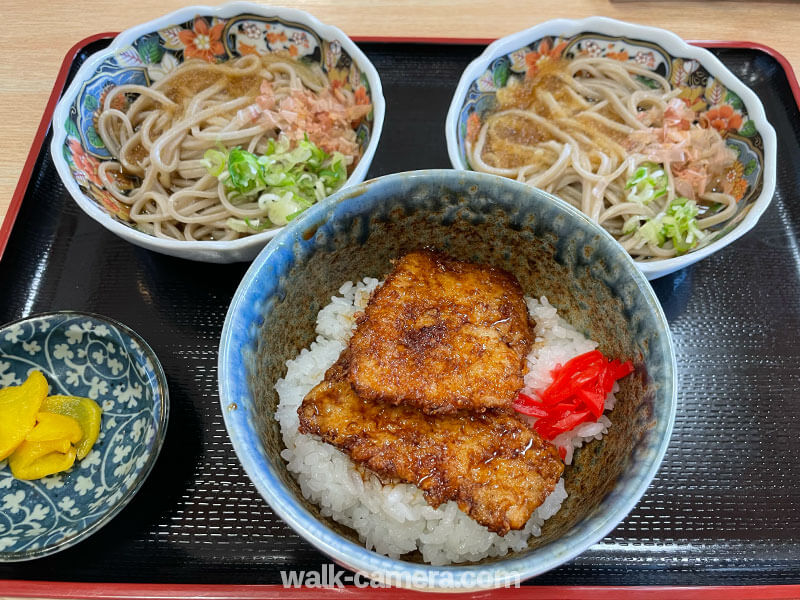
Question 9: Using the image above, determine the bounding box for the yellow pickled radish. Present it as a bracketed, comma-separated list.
[8, 438, 77, 480]
[0, 370, 49, 460]
[41, 395, 103, 460]
[25, 412, 82, 444]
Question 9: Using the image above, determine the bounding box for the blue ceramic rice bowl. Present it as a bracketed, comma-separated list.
[218, 169, 676, 590]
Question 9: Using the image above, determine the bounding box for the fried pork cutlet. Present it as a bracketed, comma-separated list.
[298, 351, 564, 535]
[348, 250, 533, 414]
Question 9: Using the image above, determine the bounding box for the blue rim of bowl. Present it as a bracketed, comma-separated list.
[444, 17, 778, 280]
[0, 310, 170, 562]
[49, 1, 386, 257]
[218, 169, 677, 590]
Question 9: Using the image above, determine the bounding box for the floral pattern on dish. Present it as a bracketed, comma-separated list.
[0, 312, 168, 561]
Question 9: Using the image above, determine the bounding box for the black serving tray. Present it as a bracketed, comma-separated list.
[1, 37, 800, 589]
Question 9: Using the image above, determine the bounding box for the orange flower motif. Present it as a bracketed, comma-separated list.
[606, 50, 629, 62]
[524, 39, 567, 77]
[267, 31, 288, 45]
[732, 177, 748, 201]
[68, 138, 103, 187]
[327, 67, 349, 87]
[466, 112, 481, 144]
[725, 161, 748, 201]
[178, 17, 224, 62]
[731, 177, 748, 201]
[92, 188, 131, 221]
[288, 44, 298, 58]
[703, 104, 743, 132]
[727, 160, 744, 180]
[238, 42, 260, 56]
[354, 86, 369, 105]
[99, 86, 127, 112]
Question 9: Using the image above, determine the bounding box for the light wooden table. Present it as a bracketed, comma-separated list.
[1, 0, 798, 230]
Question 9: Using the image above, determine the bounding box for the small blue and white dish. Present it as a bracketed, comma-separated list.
[219, 169, 676, 590]
[0, 311, 168, 561]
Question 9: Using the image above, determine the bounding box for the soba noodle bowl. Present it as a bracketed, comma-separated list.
[97, 53, 370, 241]
[467, 56, 739, 260]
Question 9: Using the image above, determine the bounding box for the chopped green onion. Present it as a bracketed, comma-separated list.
[622, 215, 646, 235]
[225, 217, 275, 233]
[204, 135, 349, 227]
[227, 148, 264, 194]
[261, 191, 300, 226]
[625, 162, 667, 205]
[636, 218, 666, 247]
[244, 217, 274, 231]
[633, 196, 706, 255]
[201, 149, 228, 177]
[664, 196, 705, 253]
[225, 218, 253, 234]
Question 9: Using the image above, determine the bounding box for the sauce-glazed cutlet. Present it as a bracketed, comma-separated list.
[348, 250, 533, 414]
[298, 351, 564, 535]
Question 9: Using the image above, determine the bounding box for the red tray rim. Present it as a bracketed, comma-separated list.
[5, 581, 800, 600]
[2, 33, 800, 599]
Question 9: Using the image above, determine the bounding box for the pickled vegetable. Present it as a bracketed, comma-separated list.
[0, 371, 48, 460]
[8, 438, 76, 480]
[25, 412, 82, 444]
[41, 395, 102, 459]
[1, 371, 104, 479]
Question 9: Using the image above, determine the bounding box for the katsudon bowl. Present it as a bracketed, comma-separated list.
[218, 169, 676, 590]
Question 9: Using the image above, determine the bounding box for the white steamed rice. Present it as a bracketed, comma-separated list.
[275, 278, 615, 565]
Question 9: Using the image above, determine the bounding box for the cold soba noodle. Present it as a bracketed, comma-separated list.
[97, 53, 370, 241]
[467, 56, 739, 259]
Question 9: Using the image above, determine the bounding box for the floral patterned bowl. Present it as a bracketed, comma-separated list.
[0, 312, 168, 561]
[445, 17, 777, 280]
[50, 2, 385, 263]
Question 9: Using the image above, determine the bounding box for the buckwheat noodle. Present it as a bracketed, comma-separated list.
[97, 54, 358, 241]
[467, 56, 737, 260]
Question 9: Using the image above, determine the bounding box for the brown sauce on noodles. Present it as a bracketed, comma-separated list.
[159, 67, 262, 108]
[484, 59, 627, 168]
